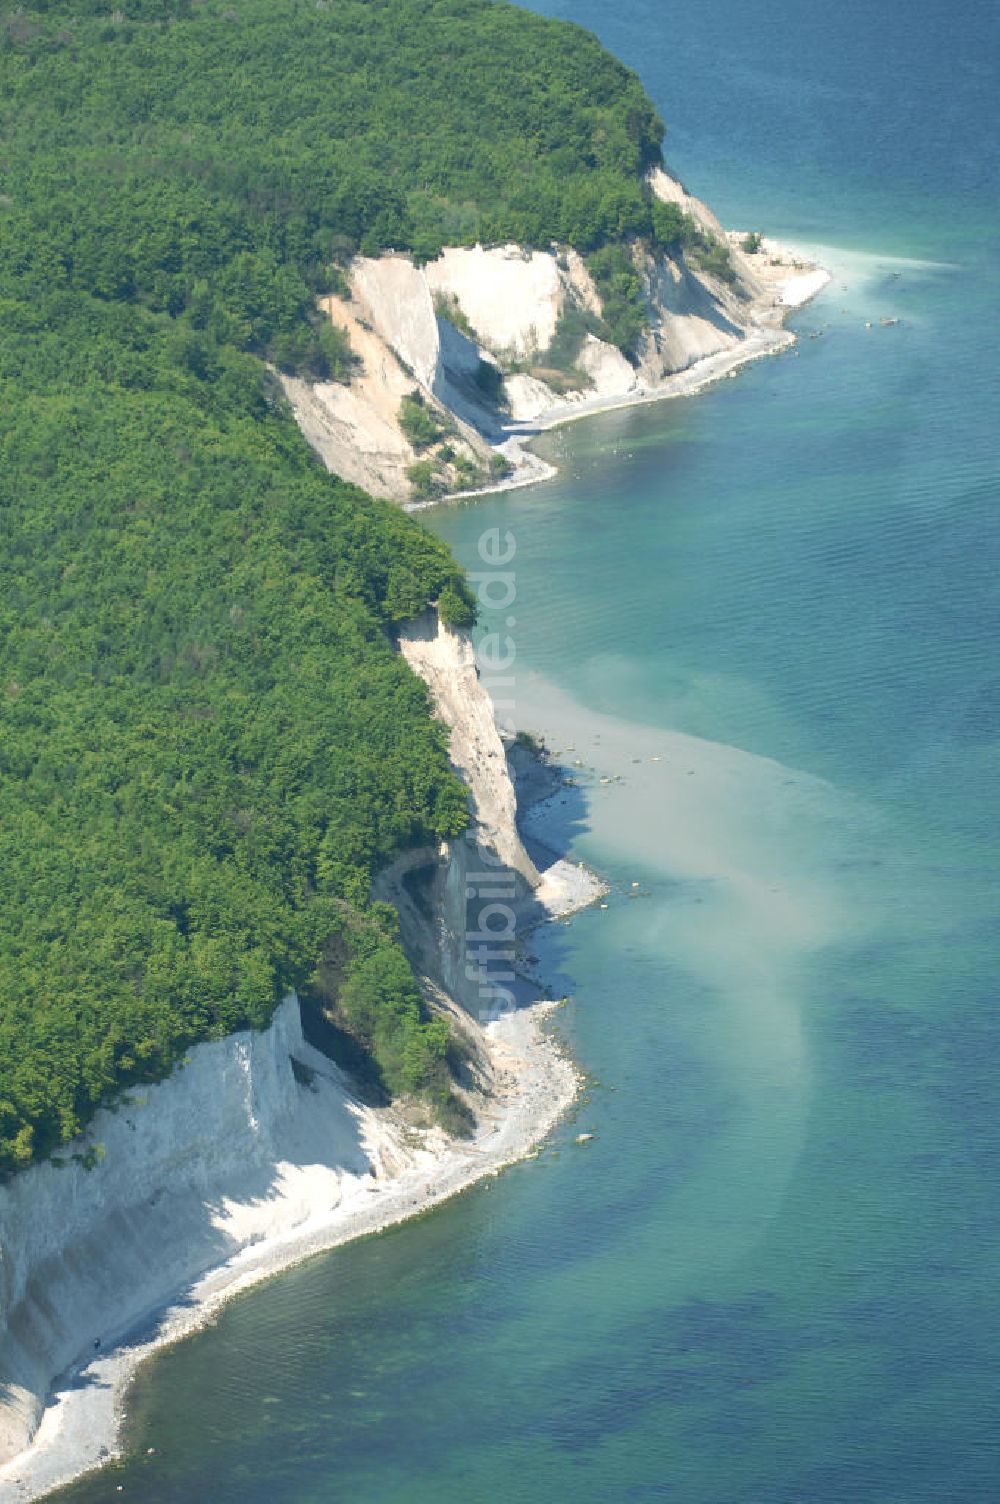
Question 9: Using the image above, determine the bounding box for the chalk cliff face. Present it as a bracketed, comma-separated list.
[0, 996, 402, 1464]
[372, 611, 540, 1015]
[278, 271, 495, 502]
[398, 611, 536, 885]
[279, 255, 501, 503]
[280, 164, 820, 503]
[382, 612, 601, 1011]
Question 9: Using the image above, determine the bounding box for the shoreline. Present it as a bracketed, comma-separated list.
[406, 240, 831, 510]
[0, 998, 586, 1504]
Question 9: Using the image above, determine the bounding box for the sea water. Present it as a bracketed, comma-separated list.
[55, 0, 1000, 1499]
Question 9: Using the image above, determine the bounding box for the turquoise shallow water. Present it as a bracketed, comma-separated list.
[55, 1, 1000, 1499]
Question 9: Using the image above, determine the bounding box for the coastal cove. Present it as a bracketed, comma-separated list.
[6, 0, 1000, 1499]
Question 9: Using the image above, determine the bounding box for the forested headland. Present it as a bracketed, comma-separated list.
[0, 0, 686, 1171]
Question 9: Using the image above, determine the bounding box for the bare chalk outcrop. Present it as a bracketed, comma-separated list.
[280, 163, 828, 505]
[0, 996, 395, 1472]
[398, 609, 536, 885]
[381, 611, 603, 1015]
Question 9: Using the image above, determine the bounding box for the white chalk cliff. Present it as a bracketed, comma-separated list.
[0, 994, 383, 1467]
[280, 164, 826, 503]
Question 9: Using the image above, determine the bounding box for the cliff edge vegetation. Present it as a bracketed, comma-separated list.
[1, 0, 709, 369]
[0, 0, 701, 1172]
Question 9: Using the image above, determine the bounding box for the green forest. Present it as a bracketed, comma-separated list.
[0, 0, 685, 1172]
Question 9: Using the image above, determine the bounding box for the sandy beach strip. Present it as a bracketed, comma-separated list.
[0, 984, 585, 1503]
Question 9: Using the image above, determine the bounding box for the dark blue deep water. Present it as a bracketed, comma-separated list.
[56, 1, 1000, 1499]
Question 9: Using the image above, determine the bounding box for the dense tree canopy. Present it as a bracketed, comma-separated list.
[0, 0, 682, 368]
[0, 0, 684, 1171]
